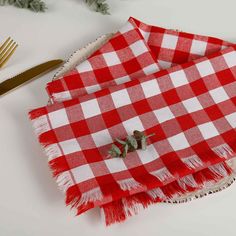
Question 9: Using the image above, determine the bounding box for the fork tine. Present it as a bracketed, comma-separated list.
[0, 41, 14, 61]
[0, 37, 11, 52]
[0, 37, 18, 68]
[0, 43, 18, 68]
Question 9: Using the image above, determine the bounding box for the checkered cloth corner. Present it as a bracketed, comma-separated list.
[128, 17, 233, 68]
[46, 20, 161, 102]
[46, 17, 233, 103]
[29, 45, 236, 225]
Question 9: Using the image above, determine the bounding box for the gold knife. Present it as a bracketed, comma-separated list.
[0, 59, 63, 96]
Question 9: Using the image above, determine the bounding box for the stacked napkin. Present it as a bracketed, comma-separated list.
[29, 17, 236, 225]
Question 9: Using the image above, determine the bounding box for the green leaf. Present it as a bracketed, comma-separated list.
[85, 0, 110, 15]
[146, 133, 155, 138]
[122, 144, 129, 158]
[108, 144, 121, 157]
[141, 137, 147, 150]
[115, 138, 126, 145]
[0, 0, 110, 14]
[127, 135, 138, 149]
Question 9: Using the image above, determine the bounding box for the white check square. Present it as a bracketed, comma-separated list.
[168, 133, 190, 150]
[105, 158, 127, 173]
[85, 84, 101, 94]
[111, 89, 132, 108]
[158, 60, 172, 69]
[170, 70, 188, 87]
[196, 60, 214, 77]
[198, 122, 219, 139]
[154, 107, 175, 123]
[130, 40, 148, 57]
[103, 52, 121, 66]
[190, 40, 207, 55]
[226, 112, 236, 128]
[115, 75, 131, 85]
[72, 164, 95, 183]
[223, 51, 236, 67]
[183, 97, 203, 113]
[81, 99, 101, 119]
[59, 138, 81, 155]
[139, 28, 150, 41]
[161, 34, 178, 49]
[119, 21, 134, 34]
[209, 87, 229, 103]
[76, 60, 93, 73]
[92, 129, 113, 147]
[141, 79, 161, 98]
[49, 109, 69, 129]
[137, 144, 159, 164]
[123, 117, 144, 133]
[143, 64, 160, 75]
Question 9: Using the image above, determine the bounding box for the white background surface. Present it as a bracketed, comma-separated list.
[0, 0, 236, 235]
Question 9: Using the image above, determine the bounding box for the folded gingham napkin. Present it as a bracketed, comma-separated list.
[47, 19, 161, 102]
[46, 17, 233, 102]
[29, 18, 236, 225]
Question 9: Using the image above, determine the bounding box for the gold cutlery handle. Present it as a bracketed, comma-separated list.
[0, 59, 63, 96]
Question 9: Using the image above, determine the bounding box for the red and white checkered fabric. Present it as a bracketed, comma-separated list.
[46, 17, 233, 103]
[30, 45, 236, 225]
[129, 17, 233, 68]
[46, 20, 161, 102]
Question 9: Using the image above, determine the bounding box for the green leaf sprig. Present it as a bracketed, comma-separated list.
[0, 0, 109, 14]
[85, 0, 109, 15]
[0, 0, 47, 12]
[108, 130, 155, 158]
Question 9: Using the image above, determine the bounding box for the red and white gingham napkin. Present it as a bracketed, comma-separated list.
[29, 18, 236, 225]
[46, 17, 233, 103]
[46, 19, 161, 102]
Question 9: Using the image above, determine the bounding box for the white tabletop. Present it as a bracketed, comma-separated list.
[1, 0, 236, 235]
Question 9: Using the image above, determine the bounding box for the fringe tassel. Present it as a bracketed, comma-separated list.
[56, 171, 74, 193]
[147, 188, 166, 201]
[102, 200, 127, 225]
[29, 109, 236, 225]
[30, 114, 50, 136]
[177, 174, 198, 190]
[150, 167, 174, 182]
[45, 144, 62, 161]
[117, 178, 142, 191]
[212, 144, 234, 158]
[182, 155, 203, 169]
[78, 188, 104, 205]
[65, 186, 103, 215]
[103, 192, 154, 226]
[209, 162, 230, 177]
[102, 161, 235, 226]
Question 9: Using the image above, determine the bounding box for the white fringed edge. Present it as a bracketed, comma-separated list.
[77, 188, 104, 205]
[167, 161, 236, 203]
[182, 155, 203, 169]
[45, 144, 62, 161]
[31, 114, 50, 136]
[56, 171, 74, 193]
[30, 109, 236, 219]
[117, 178, 143, 191]
[150, 167, 174, 182]
[212, 144, 234, 158]
[177, 174, 198, 189]
[209, 163, 229, 177]
[147, 187, 166, 200]
[122, 198, 144, 217]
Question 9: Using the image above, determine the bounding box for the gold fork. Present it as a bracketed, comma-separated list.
[0, 37, 18, 69]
